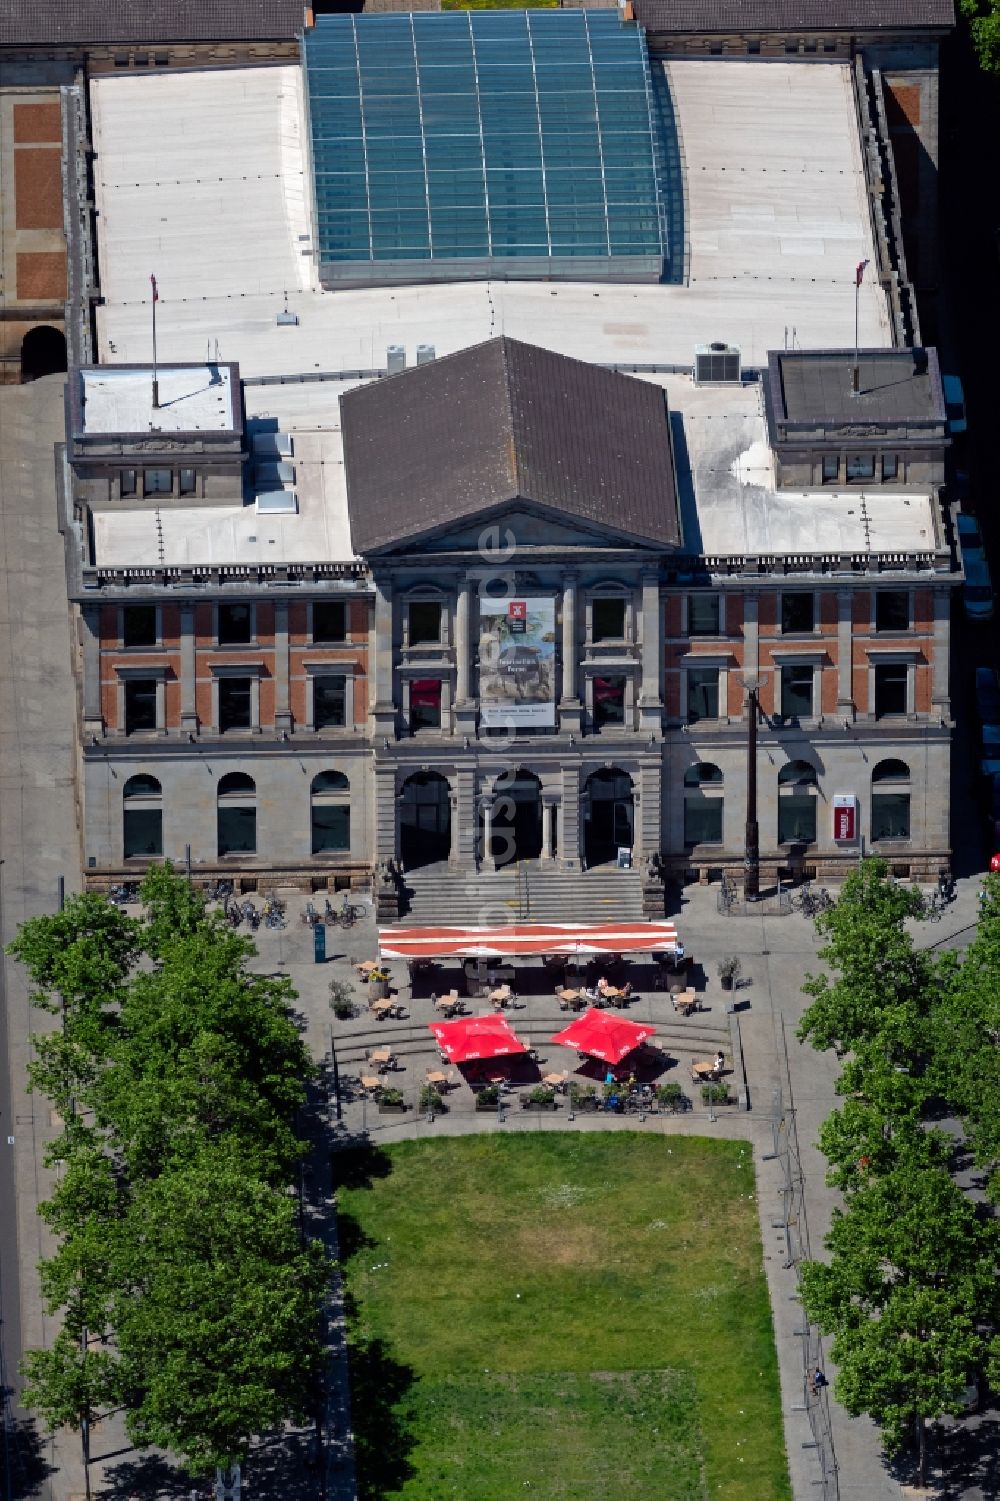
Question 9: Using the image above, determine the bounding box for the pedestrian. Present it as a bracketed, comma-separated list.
[809, 1368, 828, 1396]
[712, 1050, 725, 1076]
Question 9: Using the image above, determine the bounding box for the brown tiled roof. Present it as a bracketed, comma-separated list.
[341, 338, 679, 556]
[0, 1, 305, 47]
[632, 0, 954, 31]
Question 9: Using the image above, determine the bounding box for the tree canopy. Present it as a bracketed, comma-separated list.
[7, 864, 328, 1477]
[961, 0, 1000, 72]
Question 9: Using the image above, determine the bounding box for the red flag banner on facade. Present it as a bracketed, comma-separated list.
[150, 274, 159, 301]
[855, 259, 869, 288]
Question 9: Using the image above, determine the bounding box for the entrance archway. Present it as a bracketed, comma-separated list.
[488, 768, 543, 866]
[399, 771, 451, 869]
[20, 325, 67, 382]
[584, 768, 634, 867]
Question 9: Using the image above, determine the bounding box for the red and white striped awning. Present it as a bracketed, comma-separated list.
[378, 920, 678, 961]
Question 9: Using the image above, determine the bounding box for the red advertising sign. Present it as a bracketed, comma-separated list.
[832, 795, 857, 842]
[508, 600, 527, 633]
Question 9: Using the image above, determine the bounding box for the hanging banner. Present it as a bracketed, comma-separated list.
[479, 597, 556, 728]
[832, 793, 858, 842]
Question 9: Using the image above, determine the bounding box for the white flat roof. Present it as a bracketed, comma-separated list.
[89, 58, 892, 378]
[92, 380, 356, 569]
[80, 365, 237, 434]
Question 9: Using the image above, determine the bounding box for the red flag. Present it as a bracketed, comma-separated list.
[150, 274, 159, 302]
[855, 259, 869, 288]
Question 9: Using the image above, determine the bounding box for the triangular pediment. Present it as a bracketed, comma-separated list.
[369, 501, 675, 556]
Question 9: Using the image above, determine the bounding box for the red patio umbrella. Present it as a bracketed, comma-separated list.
[551, 1008, 656, 1067]
[428, 1014, 528, 1065]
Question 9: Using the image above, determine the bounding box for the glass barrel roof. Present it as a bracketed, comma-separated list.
[303, 9, 667, 287]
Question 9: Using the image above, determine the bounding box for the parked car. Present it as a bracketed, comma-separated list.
[942, 373, 968, 435]
[957, 512, 984, 561]
[976, 667, 1000, 725]
[963, 557, 995, 622]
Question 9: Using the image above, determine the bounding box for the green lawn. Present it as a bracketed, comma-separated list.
[334, 1134, 791, 1501]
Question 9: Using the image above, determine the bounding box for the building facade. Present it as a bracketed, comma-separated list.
[66, 339, 959, 900]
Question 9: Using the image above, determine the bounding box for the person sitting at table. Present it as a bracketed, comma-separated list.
[596, 976, 610, 995]
[619, 981, 633, 999]
[712, 1050, 725, 1077]
[582, 984, 598, 1002]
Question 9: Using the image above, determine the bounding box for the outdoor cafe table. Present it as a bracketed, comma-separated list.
[435, 992, 461, 1013]
[371, 998, 394, 1018]
[691, 1060, 717, 1079]
[672, 988, 698, 1015]
[368, 1046, 394, 1070]
[425, 1070, 448, 1087]
[355, 960, 379, 977]
[489, 985, 512, 1006]
[359, 1074, 382, 1093]
[558, 988, 582, 1008]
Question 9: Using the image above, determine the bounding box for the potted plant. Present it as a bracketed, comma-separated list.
[419, 1084, 448, 1116]
[476, 1083, 501, 1111]
[329, 979, 356, 1020]
[367, 967, 391, 1001]
[655, 1081, 688, 1113]
[602, 1080, 625, 1112]
[522, 1085, 557, 1111]
[377, 1086, 407, 1115]
[717, 956, 741, 992]
[701, 1081, 732, 1106]
[567, 1082, 598, 1112]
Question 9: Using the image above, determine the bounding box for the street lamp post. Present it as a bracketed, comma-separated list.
[736, 675, 768, 903]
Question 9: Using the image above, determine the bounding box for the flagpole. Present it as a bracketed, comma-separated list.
[852, 258, 869, 397]
[150, 273, 159, 410]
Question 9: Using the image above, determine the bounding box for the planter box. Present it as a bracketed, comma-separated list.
[521, 1099, 558, 1112]
[377, 1101, 407, 1115]
[475, 1097, 501, 1112]
[368, 978, 390, 1000]
[568, 1096, 599, 1113]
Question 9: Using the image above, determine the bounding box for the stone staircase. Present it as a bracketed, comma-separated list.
[399, 862, 644, 925]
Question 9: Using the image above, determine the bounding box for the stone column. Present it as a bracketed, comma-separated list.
[371, 577, 396, 738]
[836, 587, 854, 712]
[480, 799, 494, 873]
[931, 585, 950, 716]
[742, 591, 759, 686]
[374, 761, 397, 864]
[559, 764, 581, 870]
[273, 601, 292, 734]
[453, 765, 478, 872]
[454, 580, 477, 738]
[559, 574, 582, 733]
[80, 605, 104, 736]
[541, 800, 557, 863]
[638, 571, 662, 735]
[179, 603, 198, 733]
[637, 759, 662, 864]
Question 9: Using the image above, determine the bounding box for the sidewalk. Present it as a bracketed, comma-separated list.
[0, 377, 85, 1501]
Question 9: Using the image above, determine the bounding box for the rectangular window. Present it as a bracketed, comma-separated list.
[178, 468, 197, 495]
[217, 603, 253, 645]
[122, 605, 157, 648]
[124, 678, 157, 733]
[874, 662, 908, 717]
[219, 677, 252, 731]
[781, 592, 815, 634]
[684, 796, 723, 845]
[409, 601, 442, 645]
[594, 675, 626, 728]
[314, 675, 347, 729]
[872, 792, 910, 841]
[218, 805, 256, 855]
[881, 454, 899, 482]
[847, 454, 875, 482]
[875, 591, 909, 632]
[686, 667, 719, 722]
[120, 468, 137, 497]
[312, 601, 347, 643]
[593, 597, 626, 642]
[410, 678, 442, 731]
[778, 795, 817, 844]
[688, 594, 721, 635]
[312, 804, 350, 854]
[821, 454, 839, 483]
[124, 808, 162, 858]
[780, 665, 813, 720]
[143, 468, 172, 496]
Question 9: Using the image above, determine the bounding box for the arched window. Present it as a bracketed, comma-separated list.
[218, 773, 256, 856]
[21, 325, 67, 382]
[684, 762, 723, 786]
[871, 759, 910, 783]
[778, 759, 818, 844]
[871, 760, 910, 841]
[683, 763, 723, 845]
[311, 771, 350, 855]
[123, 774, 162, 859]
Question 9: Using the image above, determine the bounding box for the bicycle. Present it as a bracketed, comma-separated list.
[337, 899, 366, 930]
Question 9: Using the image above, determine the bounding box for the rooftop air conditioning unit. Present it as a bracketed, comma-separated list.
[416, 343, 436, 366]
[694, 342, 741, 385]
[386, 345, 406, 376]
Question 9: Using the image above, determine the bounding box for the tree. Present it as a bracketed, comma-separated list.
[800, 1162, 1000, 1486]
[111, 1149, 328, 1474]
[961, 0, 1000, 72]
[21, 1332, 120, 1500]
[798, 860, 932, 1061]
